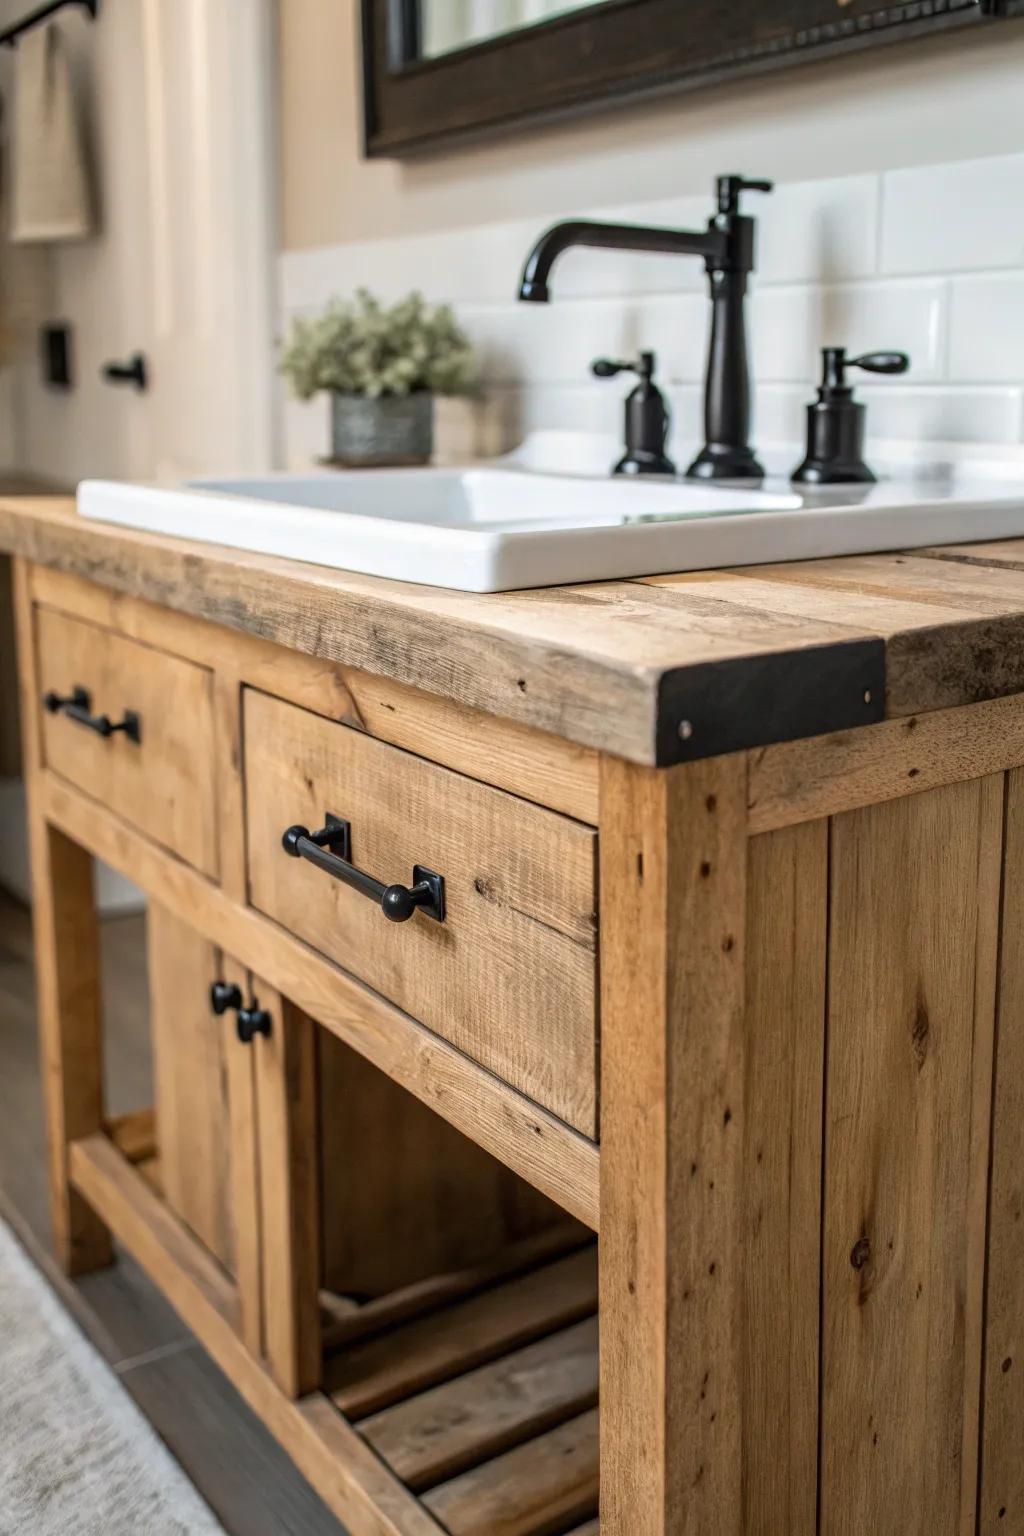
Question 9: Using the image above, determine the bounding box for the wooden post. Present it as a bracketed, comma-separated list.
[13, 557, 112, 1274]
[599, 753, 748, 1535]
[255, 981, 322, 1398]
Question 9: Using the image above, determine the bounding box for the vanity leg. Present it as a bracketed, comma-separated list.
[254, 984, 321, 1398]
[13, 559, 112, 1276]
[599, 753, 747, 1536]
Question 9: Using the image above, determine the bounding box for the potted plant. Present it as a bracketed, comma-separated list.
[280, 288, 475, 468]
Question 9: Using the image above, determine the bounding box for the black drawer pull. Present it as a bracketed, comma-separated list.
[44, 685, 141, 744]
[282, 814, 445, 924]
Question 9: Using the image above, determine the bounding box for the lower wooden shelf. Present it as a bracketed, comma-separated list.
[67, 1129, 600, 1536]
[322, 1244, 599, 1535]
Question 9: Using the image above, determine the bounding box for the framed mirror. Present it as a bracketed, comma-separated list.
[362, 0, 1016, 158]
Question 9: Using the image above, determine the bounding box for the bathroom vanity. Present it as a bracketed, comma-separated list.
[5, 493, 1024, 1535]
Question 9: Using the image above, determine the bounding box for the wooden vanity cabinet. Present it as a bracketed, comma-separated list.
[10, 535, 1024, 1536]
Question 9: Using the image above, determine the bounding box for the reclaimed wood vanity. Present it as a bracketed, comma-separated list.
[4, 495, 1024, 1535]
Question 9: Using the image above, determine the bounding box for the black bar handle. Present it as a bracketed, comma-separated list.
[282, 816, 445, 924]
[44, 685, 141, 743]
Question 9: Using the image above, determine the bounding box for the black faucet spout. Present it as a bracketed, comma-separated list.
[518, 219, 724, 304]
[516, 176, 773, 481]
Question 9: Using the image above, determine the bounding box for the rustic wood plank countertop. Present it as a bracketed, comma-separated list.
[5, 495, 1024, 765]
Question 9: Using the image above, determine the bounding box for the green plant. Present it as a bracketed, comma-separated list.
[280, 288, 475, 401]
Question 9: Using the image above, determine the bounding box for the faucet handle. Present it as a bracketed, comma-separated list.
[821, 347, 910, 388]
[592, 352, 656, 380]
[848, 350, 911, 376]
[717, 175, 774, 214]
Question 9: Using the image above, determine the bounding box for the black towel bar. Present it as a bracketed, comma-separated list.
[0, 0, 97, 49]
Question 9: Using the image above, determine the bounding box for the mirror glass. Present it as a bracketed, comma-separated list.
[419, 0, 616, 60]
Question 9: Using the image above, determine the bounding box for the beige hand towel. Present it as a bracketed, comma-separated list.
[10, 22, 93, 243]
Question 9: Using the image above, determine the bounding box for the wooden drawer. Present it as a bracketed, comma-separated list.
[36, 605, 217, 876]
[243, 689, 598, 1136]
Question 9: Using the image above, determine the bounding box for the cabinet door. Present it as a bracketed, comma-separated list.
[118, 904, 321, 1396]
[149, 902, 262, 1356]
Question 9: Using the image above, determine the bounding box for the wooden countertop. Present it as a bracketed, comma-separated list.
[7, 494, 1024, 765]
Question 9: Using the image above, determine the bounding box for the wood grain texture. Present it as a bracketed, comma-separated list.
[13, 558, 111, 1275]
[0, 498, 672, 763]
[359, 1315, 598, 1490]
[245, 688, 598, 1135]
[821, 777, 1003, 1536]
[253, 984, 322, 1398]
[36, 604, 218, 876]
[31, 563, 599, 823]
[148, 903, 235, 1274]
[16, 501, 1024, 760]
[104, 1108, 157, 1165]
[319, 1034, 571, 1300]
[748, 691, 1024, 834]
[0, 555, 20, 776]
[421, 1408, 598, 1536]
[68, 1134, 444, 1536]
[40, 770, 600, 1229]
[742, 821, 826, 1535]
[221, 953, 264, 1360]
[327, 1246, 597, 1419]
[321, 1223, 588, 1352]
[598, 753, 748, 1536]
[979, 765, 1024, 1531]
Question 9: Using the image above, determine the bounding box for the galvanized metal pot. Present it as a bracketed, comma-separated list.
[330, 391, 434, 467]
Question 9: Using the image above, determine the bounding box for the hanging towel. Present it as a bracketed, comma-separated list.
[9, 22, 92, 243]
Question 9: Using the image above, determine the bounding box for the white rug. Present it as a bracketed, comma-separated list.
[0, 1218, 226, 1535]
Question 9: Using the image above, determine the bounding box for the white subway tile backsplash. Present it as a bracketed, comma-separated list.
[751, 279, 945, 384]
[858, 386, 1024, 445]
[948, 275, 1024, 382]
[463, 294, 707, 387]
[756, 175, 879, 284]
[881, 155, 1024, 276]
[280, 151, 1024, 463]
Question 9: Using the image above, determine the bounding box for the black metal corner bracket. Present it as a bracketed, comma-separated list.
[655, 637, 886, 765]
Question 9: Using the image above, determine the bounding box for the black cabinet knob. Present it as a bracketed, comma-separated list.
[209, 980, 242, 1016]
[236, 1005, 272, 1044]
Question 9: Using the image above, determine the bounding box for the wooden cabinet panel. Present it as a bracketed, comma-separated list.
[319, 1032, 571, 1300]
[243, 688, 598, 1136]
[742, 819, 827, 1536]
[820, 777, 1002, 1536]
[979, 765, 1024, 1530]
[36, 605, 217, 876]
[148, 902, 238, 1275]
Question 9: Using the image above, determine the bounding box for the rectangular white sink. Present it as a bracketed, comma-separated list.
[78, 440, 1024, 593]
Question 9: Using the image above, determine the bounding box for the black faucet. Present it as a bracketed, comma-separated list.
[518, 173, 773, 481]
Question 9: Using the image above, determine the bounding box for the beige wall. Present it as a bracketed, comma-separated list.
[278, 0, 1024, 253]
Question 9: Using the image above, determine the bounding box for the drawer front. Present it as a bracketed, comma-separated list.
[36, 606, 217, 876]
[244, 689, 598, 1136]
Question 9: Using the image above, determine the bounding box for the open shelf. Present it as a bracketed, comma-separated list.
[69, 1128, 600, 1536]
[322, 1237, 599, 1536]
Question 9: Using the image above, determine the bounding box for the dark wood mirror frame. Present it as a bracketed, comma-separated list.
[361, 0, 1019, 159]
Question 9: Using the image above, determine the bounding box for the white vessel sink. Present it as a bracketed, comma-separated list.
[77, 437, 1024, 593]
